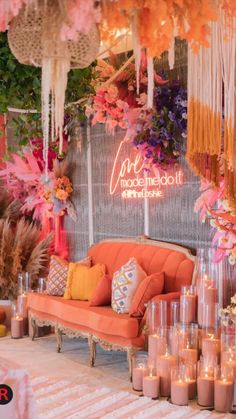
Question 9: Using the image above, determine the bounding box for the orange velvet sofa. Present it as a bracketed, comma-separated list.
[28, 236, 196, 377]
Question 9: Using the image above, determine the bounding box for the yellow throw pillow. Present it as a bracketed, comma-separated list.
[64, 263, 106, 300]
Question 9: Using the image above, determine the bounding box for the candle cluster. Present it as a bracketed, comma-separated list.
[132, 274, 236, 413]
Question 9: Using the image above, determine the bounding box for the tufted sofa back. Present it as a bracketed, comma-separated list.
[88, 238, 196, 294]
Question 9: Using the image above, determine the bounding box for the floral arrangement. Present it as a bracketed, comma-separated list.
[1, 1, 236, 59]
[54, 176, 73, 201]
[87, 55, 187, 169]
[219, 294, 236, 319]
[0, 139, 76, 259]
[133, 80, 187, 169]
[194, 179, 236, 265]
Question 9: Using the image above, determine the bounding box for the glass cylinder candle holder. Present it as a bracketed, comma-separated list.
[202, 329, 221, 362]
[143, 362, 160, 399]
[180, 285, 197, 324]
[24, 272, 31, 293]
[170, 300, 180, 326]
[18, 271, 32, 295]
[214, 365, 234, 413]
[147, 300, 167, 335]
[11, 302, 23, 339]
[183, 363, 197, 400]
[197, 358, 215, 407]
[178, 323, 198, 365]
[171, 365, 188, 406]
[37, 277, 46, 293]
[148, 326, 168, 360]
[132, 353, 148, 391]
[157, 330, 177, 397]
[202, 303, 219, 330]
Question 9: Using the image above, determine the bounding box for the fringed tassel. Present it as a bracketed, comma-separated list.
[147, 55, 154, 109]
[131, 11, 141, 95]
[41, 57, 70, 174]
[168, 35, 175, 70]
[41, 58, 52, 180]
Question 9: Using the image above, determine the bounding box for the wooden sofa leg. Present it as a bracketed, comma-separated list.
[88, 335, 96, 367]
[127, 348, 135, 382]
[31, 317, 37, 342]
[56, 327, 62, 353]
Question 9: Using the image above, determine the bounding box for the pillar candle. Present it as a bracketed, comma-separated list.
[202, 336, 220, 359]
[187, 378, 197, 400]
[214, 379, 234, 412]
[171, 379, 188, 406]
[197, 376, 214, 407]
[157, 354, 177, 397]
[143, 375, 159, 398]
[204, 286, 217, 304]
[11, 315, 23, 339]
[132, 366, 148, 391]
[179, 348, 198, 365]
[180, 294, 196, 323]
[148, 334, 166, 359]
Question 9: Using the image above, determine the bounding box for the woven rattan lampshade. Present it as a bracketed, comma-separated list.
[7, 0, 100, 69]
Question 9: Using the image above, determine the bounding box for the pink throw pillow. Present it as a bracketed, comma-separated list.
[129, 272, 164, 317]
[89, 275, 112, 306]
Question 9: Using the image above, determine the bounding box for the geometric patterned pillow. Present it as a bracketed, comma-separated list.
[46, 255, 91, 296]
[111, 257, 146, 314]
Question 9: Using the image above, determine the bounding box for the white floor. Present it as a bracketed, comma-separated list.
[0, 333, 131, 391]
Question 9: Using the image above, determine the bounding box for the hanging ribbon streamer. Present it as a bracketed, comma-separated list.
[131, 11, 141, 95]
[147, 55, 154, 109]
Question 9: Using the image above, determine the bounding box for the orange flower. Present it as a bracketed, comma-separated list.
[55, 189, 69, 201]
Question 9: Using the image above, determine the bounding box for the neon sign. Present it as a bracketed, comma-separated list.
[109, 139, 184, 199]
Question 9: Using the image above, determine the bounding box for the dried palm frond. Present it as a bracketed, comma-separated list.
[53, 157, 70, 178]
[12, 218, 40, 272]
[4, 200, 22, 222]
[0, 190, 21, 222]
[25, 233, 53, 282]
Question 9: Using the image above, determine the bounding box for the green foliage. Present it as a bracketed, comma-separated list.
[0, 31, 95, 146]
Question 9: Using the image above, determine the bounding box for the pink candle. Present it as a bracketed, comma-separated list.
[204, 286, 217, 304]
[197, 376, 214, 407]
[214, 379, 234, 412]
[187, 379, 196, 399]
[143, 375, 159, 398]
[171, 379, 188, 406]
[157, 354, 177, 397]
[180, 294, 196, 323]
[11, 315, 24, 339]
[148, 334, 166, 359]
[202, 336, 220, 359]
[179, 348, 198, 365]
[132, 366, 148, 391]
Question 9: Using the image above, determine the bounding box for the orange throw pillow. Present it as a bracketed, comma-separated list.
[64, 263, 106, 300]
[129, 272, 164, 317]
[90, 275, 112, 306]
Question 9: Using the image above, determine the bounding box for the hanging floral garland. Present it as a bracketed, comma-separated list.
[86, 55, 187, 170]
[133, 80, 187, 169]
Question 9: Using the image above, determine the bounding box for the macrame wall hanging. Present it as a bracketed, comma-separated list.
[187, 14, 236, 213]
[7, 0, 100, 177]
